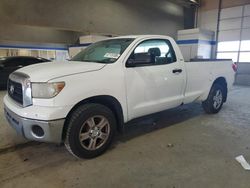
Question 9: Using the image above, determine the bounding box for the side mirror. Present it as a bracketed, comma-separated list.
[0, 64, 4, 70]
[127, 53, 153, 67]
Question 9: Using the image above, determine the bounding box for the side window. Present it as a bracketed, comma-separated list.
[132, 39, 176, 65]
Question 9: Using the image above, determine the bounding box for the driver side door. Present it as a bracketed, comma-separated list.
[125, 39, 186, 121]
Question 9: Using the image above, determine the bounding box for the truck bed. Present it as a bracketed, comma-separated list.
[183, 59, 235, 104]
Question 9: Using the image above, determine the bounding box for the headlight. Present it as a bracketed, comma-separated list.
[23, 78, 32, 106]
[32, 82, 65, 98]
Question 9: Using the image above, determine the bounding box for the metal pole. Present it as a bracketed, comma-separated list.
[214, 0, 222, 59]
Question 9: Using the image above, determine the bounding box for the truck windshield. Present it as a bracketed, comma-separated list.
[71, 38, 134, 64]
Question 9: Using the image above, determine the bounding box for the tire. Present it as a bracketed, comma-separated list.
[202, 84, 225, 114]
[64, 103, 116, 159]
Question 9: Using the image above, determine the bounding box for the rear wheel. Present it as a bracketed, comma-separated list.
[65, 103, 116, 159]
[202, 84, 225, 114]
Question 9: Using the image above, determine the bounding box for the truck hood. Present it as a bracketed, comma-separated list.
[16, 61, 106, 82]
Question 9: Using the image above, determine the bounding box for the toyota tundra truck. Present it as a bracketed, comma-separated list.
[3, 35, 235, 158]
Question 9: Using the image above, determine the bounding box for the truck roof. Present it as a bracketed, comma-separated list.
[113, 35, 172, 40]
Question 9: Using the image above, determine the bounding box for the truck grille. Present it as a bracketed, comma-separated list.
[8, 79, 23, 105]
[8, 72, 32, 107]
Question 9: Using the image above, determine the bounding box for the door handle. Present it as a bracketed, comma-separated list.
[172, 69, 182, 74]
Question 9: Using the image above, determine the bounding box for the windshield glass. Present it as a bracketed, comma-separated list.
[71, 38, 134, 64]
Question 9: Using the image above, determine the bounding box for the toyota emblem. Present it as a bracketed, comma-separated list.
[10, 85, 15, 94]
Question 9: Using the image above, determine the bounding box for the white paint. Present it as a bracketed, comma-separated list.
[235, 155, 250, 170]
[244, 4, 250, 16]
[220, 6, 243, 19]
[219, 18, 242, 30]
[242, 29, 250, 40]
[4, 35, 235, 123]
[243, 16, 250, 29]
[198, 9, 218, 32]
[218, 30, 241, 41]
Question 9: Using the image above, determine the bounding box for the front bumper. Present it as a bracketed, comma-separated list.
[4, 105, 65, 143]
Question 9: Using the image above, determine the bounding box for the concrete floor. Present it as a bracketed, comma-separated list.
[0, 86, 250, 188]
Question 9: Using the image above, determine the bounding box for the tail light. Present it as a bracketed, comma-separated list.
[232, 63, 237, 72]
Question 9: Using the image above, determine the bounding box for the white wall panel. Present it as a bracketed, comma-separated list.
[197, 44, 212, 58]
[177, 33, 199, 40]
[198, 9, 218, 32]
[218, 4, 250, 42]
[244, 4, 250, 16]
[243, 16, 250, 28]
[178, 46, 191, 61]
[219, 18, 242, 30]
[220, 6, 243, 19]
[242, 28, 250, 40]
[218, 30, 241, 41]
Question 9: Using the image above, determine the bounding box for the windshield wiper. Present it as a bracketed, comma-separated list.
[70, 59, 113, 64]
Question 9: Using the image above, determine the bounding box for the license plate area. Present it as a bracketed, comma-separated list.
[4, 108, 23, 135]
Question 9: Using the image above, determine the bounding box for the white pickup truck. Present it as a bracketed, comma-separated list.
[4, 35, 235, 158]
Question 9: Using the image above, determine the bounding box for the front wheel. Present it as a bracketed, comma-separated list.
[202, 84, 225, 114]
[64, 103, 116, 159]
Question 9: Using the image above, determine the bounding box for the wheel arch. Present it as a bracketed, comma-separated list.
[212, 77, 228, 102]
[199, 77, 228, 102]
[62, 95, 124, 141]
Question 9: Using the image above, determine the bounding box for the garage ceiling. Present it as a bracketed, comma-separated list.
[0, 0, 193, 32]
